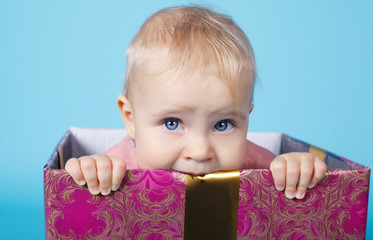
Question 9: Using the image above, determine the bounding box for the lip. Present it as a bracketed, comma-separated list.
[171, 162, 217, 176]
[185, 170, 207, 176]
[173, 168, 209, 176]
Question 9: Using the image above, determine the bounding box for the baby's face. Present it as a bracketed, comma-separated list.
[124, 69, 253, 175]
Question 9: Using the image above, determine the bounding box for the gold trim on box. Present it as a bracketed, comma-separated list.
[184, 170, 240, 240]
[309, 145, 326, 161]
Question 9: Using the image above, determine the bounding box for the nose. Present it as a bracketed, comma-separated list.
[182, 134, 215, 162]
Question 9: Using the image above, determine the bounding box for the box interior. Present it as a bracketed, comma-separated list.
[46, 127, 359, 170]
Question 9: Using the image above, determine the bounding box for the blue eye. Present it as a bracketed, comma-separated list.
[214, 120, 233, 132]
[163, 118, 182, 131]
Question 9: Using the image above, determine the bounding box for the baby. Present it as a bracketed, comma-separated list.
[65, 6, 327, 200]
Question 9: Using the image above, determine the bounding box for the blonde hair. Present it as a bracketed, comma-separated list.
[124, 6, 256, 102]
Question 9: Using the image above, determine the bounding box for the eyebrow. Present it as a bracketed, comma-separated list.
[153, 106, 248, 120]
[212, 109, 248, 120]
[150, 106, 194, 116]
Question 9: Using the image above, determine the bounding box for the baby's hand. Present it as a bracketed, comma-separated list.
[270, 152, 327, 199]
[65, 155, 127, 195]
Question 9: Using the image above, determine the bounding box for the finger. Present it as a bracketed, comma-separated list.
[110, 156, 127, 191]
[309, 157, 327, 188]
[80, 156, 100, 195]
[270, 156, 286, 191]
[94, 155, 113, 196]
[65, 158, 86, 186]
[284, 156, 300, 199]
[295, 155, 314, 199]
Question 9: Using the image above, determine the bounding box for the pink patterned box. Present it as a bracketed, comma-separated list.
[44, 127, 370, 239]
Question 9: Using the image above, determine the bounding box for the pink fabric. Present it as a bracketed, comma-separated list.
[105, 136, 138, 169]
[105, 136, 276, 170]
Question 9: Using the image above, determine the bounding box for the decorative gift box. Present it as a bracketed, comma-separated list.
[44, 127, 370, 239]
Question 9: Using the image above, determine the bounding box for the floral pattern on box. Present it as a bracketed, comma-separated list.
[237, 168, 369, 239]
[45, 168, 369, 239]
[44, 169, 185, 239]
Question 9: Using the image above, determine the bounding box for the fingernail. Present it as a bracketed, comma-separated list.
[101, 188, 111, 196]
[78, 180, 86, 186]
[112, 185, 119, 191]
[90, 187, 100, 195]
[296, 191, 305, 199]
[308, 183, 316, 189]
[285, 190, 295, 199]
[276, 185, 284, 191]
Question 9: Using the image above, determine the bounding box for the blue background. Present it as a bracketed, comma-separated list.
[1, 0, 372, 238]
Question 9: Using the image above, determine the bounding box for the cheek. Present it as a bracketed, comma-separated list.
[217, 137, 246, 169]
[135, 133, 180, 169]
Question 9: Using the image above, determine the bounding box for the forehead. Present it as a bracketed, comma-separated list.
[134, 71, 250, 118]
[131, 52, 254, 105]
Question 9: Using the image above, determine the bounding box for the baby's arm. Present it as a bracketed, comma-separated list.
[65, 155, 127, 195]
[270, 152, 327, 199]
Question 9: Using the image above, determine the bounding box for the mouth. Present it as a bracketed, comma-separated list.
[171, 162, 218, 176]
[184, 170, 207, 176]
[172, 167, 212, 176]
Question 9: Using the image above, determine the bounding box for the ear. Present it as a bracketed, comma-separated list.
[117, 95, 135, 139]
[249, 104, 254, 114]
